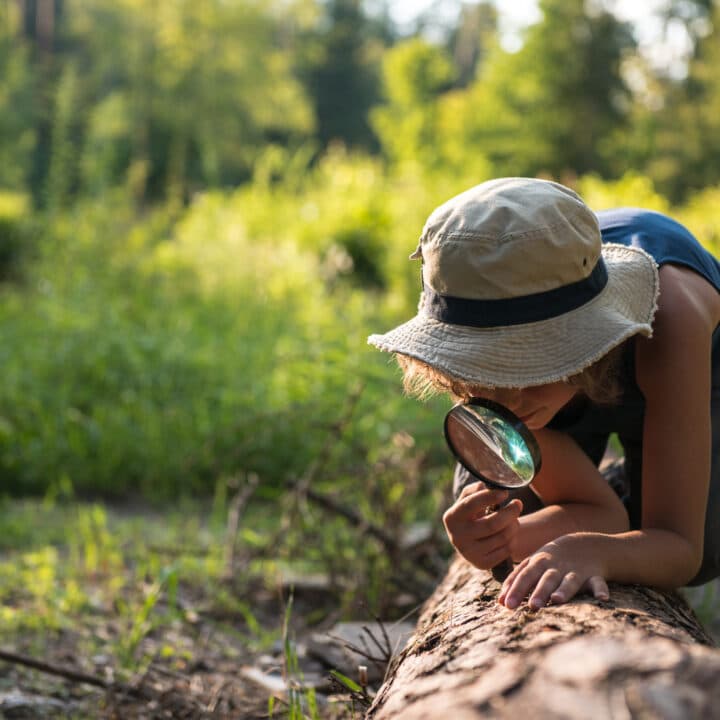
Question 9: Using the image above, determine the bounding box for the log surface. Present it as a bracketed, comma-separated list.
[367, 557, 720, 720]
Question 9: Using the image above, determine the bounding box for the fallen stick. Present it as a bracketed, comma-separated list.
[0, 648, 154, 701]
[0, 648, 110, 690]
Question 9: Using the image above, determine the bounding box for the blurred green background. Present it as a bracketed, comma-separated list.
[4, 2, 720, 709]
[1, 0, 720, 511]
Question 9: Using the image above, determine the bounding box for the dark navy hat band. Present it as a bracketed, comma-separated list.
[423, 258, 608, 328]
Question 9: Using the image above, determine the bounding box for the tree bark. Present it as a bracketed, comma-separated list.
[367, 556, 720, 720]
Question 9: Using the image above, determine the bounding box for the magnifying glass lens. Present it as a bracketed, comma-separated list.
[444, 399, 541, 583]
[444, 402, 540, 490]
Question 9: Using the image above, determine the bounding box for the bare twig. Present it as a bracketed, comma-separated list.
[272, 383, 366, 549]
[326, 634, 386, 665]
[362, 624, 392, 664]
[373, 615, 394, 663]
[295, 383, 365, 497]
[223, 472, 261, 578]
[0, 647, 160, 702]
[205, 677, 228, 713]
[300, 485, 397, 552]
[0, 648, 110, 690]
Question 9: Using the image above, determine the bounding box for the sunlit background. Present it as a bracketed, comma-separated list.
[1, 0, 720, 715]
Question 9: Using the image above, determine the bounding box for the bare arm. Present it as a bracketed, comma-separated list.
[500, 264, 720, 608]
[607, 263, 717, 586]
[511, 427, 629, 561]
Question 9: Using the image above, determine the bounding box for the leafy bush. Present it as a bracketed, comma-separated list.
[0, 178, 444, 500]
[0, 192, 32, 282]
[1, 166, 718, 502]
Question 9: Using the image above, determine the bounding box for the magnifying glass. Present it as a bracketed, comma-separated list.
[444, 399, 542, 582]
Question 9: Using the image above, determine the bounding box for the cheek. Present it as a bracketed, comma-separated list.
[547, 385, 577, 409]
[531, 385, 576, 410]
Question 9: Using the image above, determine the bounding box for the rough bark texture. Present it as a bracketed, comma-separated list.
[367, 557, 720, 720]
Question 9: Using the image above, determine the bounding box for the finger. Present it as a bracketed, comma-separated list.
[498, 557, 529, 603]
[457, 480, 487, 499]
[469, 500, 522, 537]
[459, 488, 510, 517]
[528, 569, 563, 611]
[501, 562, 547, 610]
[443, 489, 508, 522]
[481, 543, 513, 570]
[445, 515, 504, 553]
[585, 575, 609, 602]
[457, 482, 507, 504]
[480, 498, 523, 521]
[549, 572, 584, 605]
[478, 520, 518, 556]
[460, 522, 517, 569]
[457, 536, 511, 570]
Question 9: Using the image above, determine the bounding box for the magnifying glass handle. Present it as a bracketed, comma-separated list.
[492, 558, 513, 582]
[486, 502, 514, 582]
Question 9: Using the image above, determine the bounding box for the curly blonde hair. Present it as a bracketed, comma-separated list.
[395, 343, 626, 405]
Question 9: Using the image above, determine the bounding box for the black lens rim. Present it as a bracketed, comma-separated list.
[443, 397, 542, 490]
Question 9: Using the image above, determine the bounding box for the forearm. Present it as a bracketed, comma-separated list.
[499, 528, 700, 612]
[511, 501, 629, 562]
[575, 529, 701, 588]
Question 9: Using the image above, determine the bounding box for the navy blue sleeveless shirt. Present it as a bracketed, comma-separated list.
[547, 208, 720, 529]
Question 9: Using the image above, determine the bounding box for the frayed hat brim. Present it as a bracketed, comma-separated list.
[368, 244, 659, 388]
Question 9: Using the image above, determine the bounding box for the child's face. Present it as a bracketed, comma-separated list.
[468, 381, 578, 430]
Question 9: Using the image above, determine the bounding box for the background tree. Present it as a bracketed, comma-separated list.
[296, 0, 391, 152]
[371, 37, 456, 170]
[630, 1, 720, 201]
[15, 0, 315, 206]
[0, 4, 38, 192]
[466, 0, 635, 178]
[447, 1, 498, 88]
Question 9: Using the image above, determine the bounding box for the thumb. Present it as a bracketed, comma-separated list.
[508, 498, 524, 515]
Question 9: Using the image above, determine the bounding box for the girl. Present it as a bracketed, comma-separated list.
[368, 177, 720, 611]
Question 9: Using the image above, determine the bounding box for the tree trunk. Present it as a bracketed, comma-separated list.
[367, 556, 720, 720]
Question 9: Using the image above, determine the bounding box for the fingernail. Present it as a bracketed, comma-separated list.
[551, 592, 563, 602]
[529, 599, 542, 611]
[506, 597, 518, 609]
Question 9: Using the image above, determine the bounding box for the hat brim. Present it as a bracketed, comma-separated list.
[367, 244, 659, 388]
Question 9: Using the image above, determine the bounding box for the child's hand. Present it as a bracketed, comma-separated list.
[497, 535, 609, 611]
[442, 481, 523, 571]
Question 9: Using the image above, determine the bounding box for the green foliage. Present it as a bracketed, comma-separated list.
[0, 157, 451, 499]
[674, 185, 720, 257]
[5, 3, 720, 710]
[648, 3, 720, 201]
[577, 172, 720, 257]
[0, 191, 33, 282]
[2, 152, 720, 503]
[19, 0, 316, 205]
[577, 172, 670, 212]
[296, 0, 387, 151]
[0, 18, 37, 191]
[2, 0, 720, 538]
[428, 0, 635, 179]
[45, 62, 81, 210]
[0, 497, 276, 675]
[371, 38, 457, 170]
[4, 1, 720, 202]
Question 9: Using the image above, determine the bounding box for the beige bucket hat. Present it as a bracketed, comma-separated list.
[368, 177, 659, 388]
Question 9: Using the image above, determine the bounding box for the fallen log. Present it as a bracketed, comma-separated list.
[367, 556, 720, 720]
